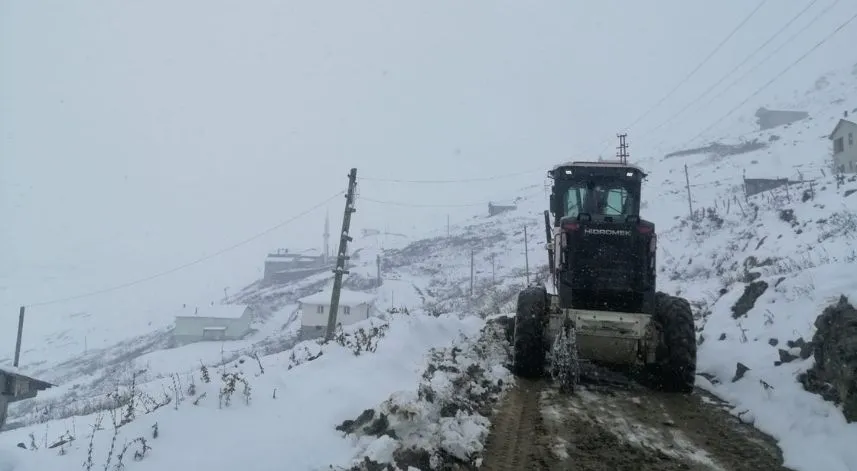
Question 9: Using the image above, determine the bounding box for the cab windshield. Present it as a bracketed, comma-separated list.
[563, 181, 636, 219]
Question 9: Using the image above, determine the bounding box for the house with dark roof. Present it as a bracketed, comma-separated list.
[1, 367, 53, 429]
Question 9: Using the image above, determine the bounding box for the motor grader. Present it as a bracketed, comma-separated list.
[512, 160, 697, 393]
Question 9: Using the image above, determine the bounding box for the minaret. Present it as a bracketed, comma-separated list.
[323, 209, 330, 265]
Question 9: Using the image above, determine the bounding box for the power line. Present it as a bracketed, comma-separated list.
[592, 0, 769, 157]
[682, 8, 857, 147]
[359, 196, 486, 208]
[598, 0, 769, 156]
[689, 0, 842, 127]
[25, 191, 344, 308]
[644, 0, 822, 137]
[359, 169, 542, 184]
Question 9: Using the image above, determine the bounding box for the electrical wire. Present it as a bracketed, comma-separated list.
[644, 0, 823, 137]
[359, 169, 542, 184]
[592, 0, 770, 158]
[682, 8, 857, 148]
[25, 191, 345, 308]
[359, 196, 486, 208]
[361, 2, 773, 180]
[688, 0, 842, 129]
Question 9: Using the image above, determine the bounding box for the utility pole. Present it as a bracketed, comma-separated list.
[684, 164, 694, 219]
[616, 134, 630, 164]
[447, 215, 450, 238]
[13, 306, 25, 367]
[470, 249, 475, 297]
[325, 168, 358, 342]
[524, 225, 530, 285]
[783, 176, 791, 202]
[376, 254, 382, 288]
[323, 209, 331, 265]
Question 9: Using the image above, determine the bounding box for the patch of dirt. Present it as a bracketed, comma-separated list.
[543, 387, 693, 470]
[652, 389, 788, 470]
[480, 379, 554, 471]
[482, 376, 791, 470]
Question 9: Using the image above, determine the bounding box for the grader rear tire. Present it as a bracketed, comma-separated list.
[652, 292, 697, 393]
[513, 286, 548, 378]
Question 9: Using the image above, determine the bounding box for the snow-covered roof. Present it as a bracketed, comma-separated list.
[829, 119, 857, 139]
[297, 289, 376, 307]
[266, 255, 321, 263]
[552, 160, 648, 174]
[174, 304, 249, 319]
[0, 367, 53, 388]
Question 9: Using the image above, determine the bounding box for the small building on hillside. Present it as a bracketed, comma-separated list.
[830, 117, 857, 173]
[263, 249, 333, 286]
[755, 107, 809, 131]
[488, 202, 517, 217]
[297, 289, 378, 340]
[172, 304, 255, 346]
[1, 368, 52, 430]
[743, 177, 793, 198]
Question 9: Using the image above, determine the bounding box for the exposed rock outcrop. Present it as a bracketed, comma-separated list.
[731, 281, 768, 319]
[798, 295, 857, 422]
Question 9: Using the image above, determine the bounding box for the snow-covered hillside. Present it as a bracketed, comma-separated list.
[0, 312, 512, 470]
[643, 63, 857, 470]
[3, 3, 857, 466]
[5, 60, 857, 469]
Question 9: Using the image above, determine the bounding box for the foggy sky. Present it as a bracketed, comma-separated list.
[1, 0, 854, 332]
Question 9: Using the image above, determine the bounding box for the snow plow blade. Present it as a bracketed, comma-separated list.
[569, 309, 653, 366]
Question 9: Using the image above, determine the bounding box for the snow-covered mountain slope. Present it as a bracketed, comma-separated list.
[3, 51, 857, 471]
[562, 62, 857, 469]
[0, 205, 537, 432]
[0, 313, 505, 471]
[631, 63, 857, 470]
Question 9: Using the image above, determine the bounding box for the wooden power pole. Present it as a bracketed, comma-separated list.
[470, 249, 475, 297]
[376, 254, 381, 288]
[13, 306, 25, 367]
[325, 168, 359, 342]
[684, 164, 694, 219]
[524, 225, 530, 285]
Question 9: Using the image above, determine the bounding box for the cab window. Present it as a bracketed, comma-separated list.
[564, 184, 588, 218]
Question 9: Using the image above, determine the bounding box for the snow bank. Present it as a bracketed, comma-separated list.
[657, 180, 857, 471]
[332, 316, 513, 470]
[0, 313, 483, 471]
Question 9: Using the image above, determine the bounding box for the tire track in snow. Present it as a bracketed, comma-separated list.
[483, 378, 791, 470]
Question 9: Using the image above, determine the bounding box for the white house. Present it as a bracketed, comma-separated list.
[830, 117, 857, 173]
[172, 304, 255, 346]
[297, 289, 377, 340]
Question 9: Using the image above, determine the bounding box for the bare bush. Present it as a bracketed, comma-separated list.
[818, 211, 857, 242]
[330, 322, 390, 356]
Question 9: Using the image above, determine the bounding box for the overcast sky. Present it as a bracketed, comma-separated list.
[1, 0, 854, 329]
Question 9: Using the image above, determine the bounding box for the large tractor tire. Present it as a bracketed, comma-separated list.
[651, 292, 697, 393]
[513, 286, 548, 378]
